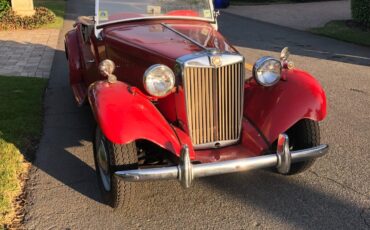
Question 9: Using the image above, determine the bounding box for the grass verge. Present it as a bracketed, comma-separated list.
[0, 76, 47, 228]
[34, 0, 66, 29]
[310, 20, 370, 47]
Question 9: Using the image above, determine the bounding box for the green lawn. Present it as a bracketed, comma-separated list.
[311, 20, 370, 47]
[34, 0, 66, 29]
[0, 76, 47, 228]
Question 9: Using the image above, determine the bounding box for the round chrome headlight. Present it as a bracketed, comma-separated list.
[253, 57, 282, 86]
[144, 64, 175, 97]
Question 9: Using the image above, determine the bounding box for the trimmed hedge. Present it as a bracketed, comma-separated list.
[0, 7, 55, 30]
[351, 0, 370, 28]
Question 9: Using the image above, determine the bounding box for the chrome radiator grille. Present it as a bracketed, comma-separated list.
[183, 62, 245, 148]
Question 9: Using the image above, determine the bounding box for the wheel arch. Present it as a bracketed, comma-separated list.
[88, 80, 195, 160]
[244, 68, 327, 145]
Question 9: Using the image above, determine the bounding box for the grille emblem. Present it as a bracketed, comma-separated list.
[211, 56, 222, 67]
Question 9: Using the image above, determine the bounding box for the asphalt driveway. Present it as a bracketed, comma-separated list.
[24, 0, 370, 229]
[224, 0, 351, 30]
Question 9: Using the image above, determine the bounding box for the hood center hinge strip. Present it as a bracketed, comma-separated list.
[161, 23, 208, 51]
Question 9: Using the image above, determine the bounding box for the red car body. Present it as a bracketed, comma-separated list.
[65, 19, 326, 164]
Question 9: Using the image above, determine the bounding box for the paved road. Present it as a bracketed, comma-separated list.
[24, 0, 370, 229]
[223, 0, 351, 30]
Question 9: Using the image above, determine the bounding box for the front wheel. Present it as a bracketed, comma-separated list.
[93, 127, 138, 209]
[282, 119, 320, 175]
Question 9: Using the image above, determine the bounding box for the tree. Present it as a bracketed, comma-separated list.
[351, 0, 370, 28]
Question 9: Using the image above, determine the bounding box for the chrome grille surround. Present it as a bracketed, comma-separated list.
[177, 52, 245, 149]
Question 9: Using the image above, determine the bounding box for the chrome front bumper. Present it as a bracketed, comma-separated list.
[115, 134, 329, 188]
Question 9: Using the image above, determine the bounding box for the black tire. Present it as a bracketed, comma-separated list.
[283, 119, 320, 175]
[93, 127, 138, 209]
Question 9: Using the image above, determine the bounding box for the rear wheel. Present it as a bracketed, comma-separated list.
[93, 127, 138, 209]
[281, 119, 320, 175]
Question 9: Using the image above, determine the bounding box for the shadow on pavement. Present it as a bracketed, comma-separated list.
[30, 45, 103, 203]
[219, 12, 370, 67]
[201, 171, 367, 229]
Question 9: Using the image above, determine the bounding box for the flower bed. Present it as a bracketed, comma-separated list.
[0, 6, 55, 30]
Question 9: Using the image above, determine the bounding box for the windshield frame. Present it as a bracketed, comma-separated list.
[95, 0, 216, 28]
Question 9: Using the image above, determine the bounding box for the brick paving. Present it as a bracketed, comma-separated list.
[0, 29, 59, 78]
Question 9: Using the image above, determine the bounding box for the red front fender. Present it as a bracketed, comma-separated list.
[244, 68, 327, 144]
[88, 81, 195, 159]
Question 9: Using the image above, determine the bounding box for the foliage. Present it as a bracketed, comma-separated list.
[0, 0, 10, 18]
[351, 0, 370, 28]
[34, 0, 66, 29]
[0, 76, 47, 228]
[0, 7, 55, 30]
[0, 140, 27, 228]
[311, 20, 370, 47]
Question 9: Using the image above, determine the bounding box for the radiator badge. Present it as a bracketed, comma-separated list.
[211, 56, 222, 67]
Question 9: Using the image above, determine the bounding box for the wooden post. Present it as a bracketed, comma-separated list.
[11, 0, 35, 17]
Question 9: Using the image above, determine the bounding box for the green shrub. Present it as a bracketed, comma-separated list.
[0, 0, 10, 18]
[0, 7, 56, 30]
[351, 0, 370, 28]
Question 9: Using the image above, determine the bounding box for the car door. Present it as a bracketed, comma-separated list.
[77, 21, 101, 87]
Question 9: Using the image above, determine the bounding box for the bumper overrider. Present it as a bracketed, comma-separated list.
[115, 134, 329, 188]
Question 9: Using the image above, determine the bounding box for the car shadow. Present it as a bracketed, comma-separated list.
[28, 44, 103, 203]
[198, 171, 368, 229]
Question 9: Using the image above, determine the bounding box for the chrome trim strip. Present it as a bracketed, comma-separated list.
[161, 23, 208, 50]
[115, 135, 329, 188]
[96, 16, 215, 29]
[177, 52, 244, 67]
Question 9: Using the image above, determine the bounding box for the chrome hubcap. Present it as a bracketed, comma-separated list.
[97, 138, 111, 191]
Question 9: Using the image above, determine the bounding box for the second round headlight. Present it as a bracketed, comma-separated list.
[253, 57, 282, 87]
[144, 64, 175, 98]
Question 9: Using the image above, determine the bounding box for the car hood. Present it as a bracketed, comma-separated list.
[103, 20, 238, 60]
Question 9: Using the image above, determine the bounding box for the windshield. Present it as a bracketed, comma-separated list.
[96, 0, 214, 25]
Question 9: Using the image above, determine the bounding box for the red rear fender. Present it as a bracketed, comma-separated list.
[244, 68, 327, 144]
[88, 81, 195, 159]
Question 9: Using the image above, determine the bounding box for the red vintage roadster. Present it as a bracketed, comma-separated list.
[65, 0, 328, 209]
